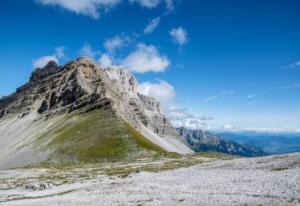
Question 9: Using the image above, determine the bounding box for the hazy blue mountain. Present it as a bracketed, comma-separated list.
[177, 127, 266, 157]
[217, 132, 300, 155]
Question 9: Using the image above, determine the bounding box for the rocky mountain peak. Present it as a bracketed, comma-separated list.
[1, 57, 110, 118]
[30, 60, 60, 82]
[0, 57, 193, 164]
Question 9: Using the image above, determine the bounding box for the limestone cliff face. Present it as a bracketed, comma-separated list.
[102, 66, 179, 138]
[105, 67, 138, 97]
[0, 57, 192, 168]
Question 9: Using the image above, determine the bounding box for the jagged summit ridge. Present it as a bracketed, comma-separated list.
[30, 60, 61, 82]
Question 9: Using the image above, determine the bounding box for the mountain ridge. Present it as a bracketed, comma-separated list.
[0, 57, 192, 169]
[177, 127, 266, 157]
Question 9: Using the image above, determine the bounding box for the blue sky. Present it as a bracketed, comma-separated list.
[0, 0, 300, 132]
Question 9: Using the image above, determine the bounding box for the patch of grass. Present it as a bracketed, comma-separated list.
[28, 108, 233, 169]
[33, 109, 168, 166]
[193, 152, 236, 160]
[271, 167, 289, 171]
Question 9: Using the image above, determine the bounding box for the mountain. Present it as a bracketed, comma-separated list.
[218, 132, 300, 155]
[0, 57, 192, 169]
[177, 127, 266, 157]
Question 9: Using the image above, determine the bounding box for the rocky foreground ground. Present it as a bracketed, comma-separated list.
[0, 153, 299, 206]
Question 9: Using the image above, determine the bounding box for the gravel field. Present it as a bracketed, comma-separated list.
[1, 153, 300, 206]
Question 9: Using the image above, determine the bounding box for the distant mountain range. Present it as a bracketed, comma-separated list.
[177, 127, 266, 157]
[217, 132, 300, 155]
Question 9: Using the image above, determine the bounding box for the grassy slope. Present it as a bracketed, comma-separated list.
[34, 108, 167, 165]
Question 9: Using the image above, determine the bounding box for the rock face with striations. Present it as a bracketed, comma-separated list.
[0, 57, 192, 169]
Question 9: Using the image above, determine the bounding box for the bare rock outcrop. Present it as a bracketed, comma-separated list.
[0, 57, 193, 164]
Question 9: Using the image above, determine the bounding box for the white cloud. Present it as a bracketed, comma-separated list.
[130, 0, 160, 8]
[123, 43, 170, 73]
[144, 17, 161, 34]
[170, 27, 188, 46]
[203, 90, 235, 103]
[98, 53, 113, 68]
[36, 0, 174, 19]
[167, 106, 213, 130]
[223, 124, 234, 130]
[33, 46, 65, 68]
[103, 36, 126, 53]
[167, 107, 193, 120]
[138, 79, 213, 130]
[54, 46, 65, 58]
[138, 80, 175, 110]
[130, 0, 174, 10]
[78, 43, 100, 59]
[285, 60, 300, 70]
[36, 0, 121, 19]
[164, 0, 174, 11]
[203, 95, 218, 103]
[33, 55, 58, 69]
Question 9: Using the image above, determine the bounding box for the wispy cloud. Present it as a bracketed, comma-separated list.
[170, 27, 188, 46]
[130, 0, 175, 11]
[246, 94, 255, 105]
[167, 106, 213, 130]
[36, 0, 121, 19]
[36, 0, 175, 19]
[220, 90, 234, 95]
[144, 17, 161, 34]
[247, 94, 255, 99]
[78, 43, 100, 59]
[203, 90, 235, 103]
[32, 46, 65, 68]
[246, 83, 300, 104]
[284, 60, 300, 70]
[203, 95, 218, 103]
[98, 53, 113, 68]
[103, 35, 132, 53]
